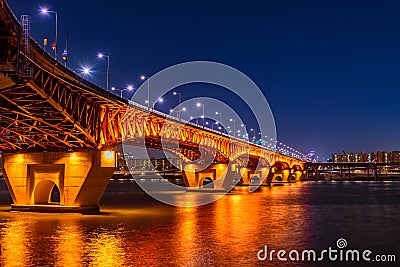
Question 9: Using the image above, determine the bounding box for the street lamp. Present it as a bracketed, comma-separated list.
[190, 116, 200, 125]
[196, 103, 205, 127]
[212, 121, 220, 130]
[111, 85, 134, 98]
[215, 111, 223, 124]
[97, 53, 110, 91]
[82, 67, 91, 74]
[80, 67, 92, 79]
[173, 92, 183, 118]
[229, 118, 236, 137]
[170, 107, 186, 118]
[250, 128, 255, 141]
[40, 8, 58, 60]
[147, 97, 163, 108]
[141, 75, 150, 110]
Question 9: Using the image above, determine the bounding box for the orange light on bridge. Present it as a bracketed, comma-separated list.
[105, 151, 113, 159]
[101, 151, 116, 167]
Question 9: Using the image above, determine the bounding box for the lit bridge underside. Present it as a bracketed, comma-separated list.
[0, 0, 305, 213]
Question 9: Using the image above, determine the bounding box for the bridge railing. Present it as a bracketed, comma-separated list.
[126, 99, 307, 161]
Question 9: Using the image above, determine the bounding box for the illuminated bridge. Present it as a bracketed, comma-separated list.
[0, 0, 305, 213]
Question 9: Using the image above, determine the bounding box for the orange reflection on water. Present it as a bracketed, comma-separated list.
[0, 183, 314, 266]
[0, 219, 30, 267]
[175, 207, 200, 266]
[54, 223, 84, 267]
[86, 228, 127, 267]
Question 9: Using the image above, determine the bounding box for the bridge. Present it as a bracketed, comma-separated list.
[0, 0, 305, 213]
[304, 162, 400, 181]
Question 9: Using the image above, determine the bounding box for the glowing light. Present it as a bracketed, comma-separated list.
[40, 8, 49, 14]
[105, 151, 113, 159]
[97, 53, 104, 58]
[82, 67, 91, 74]
[127, 85, 133, 90]
[196, 102, 201, 107]
[140, 75, 146, 80]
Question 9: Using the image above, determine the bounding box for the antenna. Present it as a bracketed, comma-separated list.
[62, 30, 68, 66]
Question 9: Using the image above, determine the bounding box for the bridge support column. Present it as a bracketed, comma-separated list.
[239, 167, 270, 186]
[2, 150, 116, 214]
[270, 168, 290, 183]
[182, 163, 234, 190]
[289, 169, 305, 182]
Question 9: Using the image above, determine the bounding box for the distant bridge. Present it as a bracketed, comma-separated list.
[0, 0, 305, 213]
[305, 162, 400, 181]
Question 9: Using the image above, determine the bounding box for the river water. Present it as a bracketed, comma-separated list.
[0, 180, 399, 266]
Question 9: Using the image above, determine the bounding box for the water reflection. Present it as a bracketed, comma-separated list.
[54, 224, 84, 267]
[176, 207, 199, 266]
[1, 219, 30, 267]
[0, 182, 398, 266]
[85, 227, 126, 267]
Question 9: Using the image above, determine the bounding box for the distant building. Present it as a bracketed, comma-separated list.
[306, 150, 316, 162]
[332, 151, 400, 163]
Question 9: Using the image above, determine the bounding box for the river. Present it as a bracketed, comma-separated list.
[0, 180, 399, 266]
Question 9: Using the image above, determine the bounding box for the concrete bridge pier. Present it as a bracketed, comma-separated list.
[182, 163, 235, 191]
[2, 150, 116, 214]
[239, 167, 271, 186]
[289, 165, 305, 182]
[270, 167, 291, 183]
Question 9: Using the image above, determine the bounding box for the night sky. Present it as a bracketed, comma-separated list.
[6, 0, 400, 159]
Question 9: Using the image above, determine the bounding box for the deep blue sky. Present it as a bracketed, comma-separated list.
[7, 0, 400, 159]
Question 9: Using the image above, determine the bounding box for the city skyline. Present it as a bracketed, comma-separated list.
[7, 0, 400, 158]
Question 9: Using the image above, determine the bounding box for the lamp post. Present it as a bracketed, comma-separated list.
[250, 128, 255, 141]
[212, 121, 219, 130]
[190, 116, 199, 125]
[173, 92, 182, 118]
[141, 75, 150, 110]
[170, 107, 186, 118]
[111, 85, 133, 98]
[196, 103, 205, 127]
[97, 53, 110, 91]
[148, 98, 163, 109]
[40, 8, 58, 60]
[215, 111, 223, 125]
[229, 118, 236, 137]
